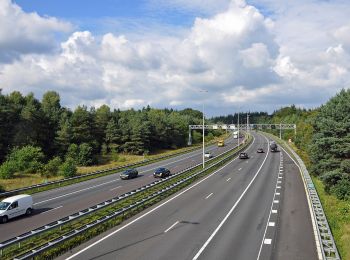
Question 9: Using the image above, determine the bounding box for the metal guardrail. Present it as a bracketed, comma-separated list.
[0, 135, 251, 259]
[0, 144, 207, 198]
[265, 134, 340, 260]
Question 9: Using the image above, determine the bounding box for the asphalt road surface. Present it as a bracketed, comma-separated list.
[61, 132, 317, 260]
[0, 135, 241, 242]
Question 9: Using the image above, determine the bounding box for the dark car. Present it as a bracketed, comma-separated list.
[257, 148, 264, 153]
[120, 169, 138, 180]
[153, 167, 171, 178]
[239, 152, 249, 159]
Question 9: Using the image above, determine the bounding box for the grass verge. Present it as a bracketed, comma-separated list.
[312, 177, 350, 260]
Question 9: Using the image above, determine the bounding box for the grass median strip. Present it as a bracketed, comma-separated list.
[1, 135, 252, 260]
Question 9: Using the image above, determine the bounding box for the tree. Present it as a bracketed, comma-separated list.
[310, 89, 350, 197]
[105, 118, 121, 152]
[66, 144, 79, 161]
[94, 105, 111, 150]
[55, 111, 72, 156]
[78, 143, 94, 166]
[71, 106, 94, 145]
[6, 145, 44, 174]
[59, 157, 77, 178]
[41, 91, 62, 157]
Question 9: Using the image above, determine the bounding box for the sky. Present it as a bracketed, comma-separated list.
[1, 0, 349, 116]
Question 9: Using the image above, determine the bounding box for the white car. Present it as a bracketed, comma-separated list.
[0, 194, 33, 223]
[204, 152, 213, 158]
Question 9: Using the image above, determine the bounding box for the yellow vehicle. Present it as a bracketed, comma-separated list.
[218, 140, 225, 147]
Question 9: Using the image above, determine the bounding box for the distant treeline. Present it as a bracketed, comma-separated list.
[0, 90, 208, 179]
[212, 89, 350, 201]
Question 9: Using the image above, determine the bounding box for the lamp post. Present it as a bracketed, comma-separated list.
[200, 90, 208, 169]
[237, 106, 242, 147]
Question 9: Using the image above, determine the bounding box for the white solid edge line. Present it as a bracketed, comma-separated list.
[33, 180, 118, 205]
[164, 221, 179, 233]
[279, 145, 323, 260]
[205, 193, 213, 199]
[192, 135, 269, 260]
[256, 151, 283, 260]
[65, 136, 255, 260]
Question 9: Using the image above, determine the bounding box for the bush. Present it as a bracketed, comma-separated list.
[59, 158, 77, 178]
[331, 178, 350, 200]
[41, 157, 62, 177]
[0, 184, 4, 192]
[321, 170, 345, 193]
[7, 145, 44, 173]
[0, 160, 17, 179]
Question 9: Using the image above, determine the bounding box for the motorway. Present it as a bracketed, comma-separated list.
[0, 135, 241, 242]
[61, 132, 318, 260]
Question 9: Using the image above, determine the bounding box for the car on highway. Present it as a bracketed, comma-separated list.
[153, 167, 171, 178]
[239, 152, 249, 159]
[120, 169, 139, 180]
[0, 194, 33, 224]
[257, 148, 264, 153]
[204, 152, 213, 158]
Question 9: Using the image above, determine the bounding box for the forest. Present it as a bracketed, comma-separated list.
[0, 90, 207, 180]
[1, 89, 349, 202]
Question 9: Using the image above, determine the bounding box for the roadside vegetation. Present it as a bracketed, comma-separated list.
[212, 89, 350, 258]
[0, 90, 225, 191]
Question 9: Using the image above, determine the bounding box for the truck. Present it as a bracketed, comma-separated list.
[270, 141, 278, 152]
[233, 131, 238, 139]
[218, 139, 225, 147]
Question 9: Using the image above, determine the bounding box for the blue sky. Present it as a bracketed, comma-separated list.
[14, 0, 198, 33]
[1, 0, 350, 115]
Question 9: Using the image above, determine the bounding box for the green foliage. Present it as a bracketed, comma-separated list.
[7, 145, 44, 173]
[0, 160, 17, 179]
[41, 157, 62, 177]
[78, 143, 94, 166]
[66, 144, 79, 161]
[321, 170, 346, 193]
[0, 90, 203, 171]
[59, 158, 77, 178]
[331, 179, 350, 200]
[309, 89, 350, 197]
[66, 143, 93, 166]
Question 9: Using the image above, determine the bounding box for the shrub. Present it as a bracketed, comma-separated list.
[7, 145, 44, 173]
[0, 160, 17, 179]
[41, 157, 62, 177]
[321, 170, 345, 193]
[59, 158, 77, 178]
[331, 178, 350, 200]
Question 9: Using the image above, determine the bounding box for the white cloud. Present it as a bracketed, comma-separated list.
[0, 0, 72, 62]
[0, 0, 350, 115]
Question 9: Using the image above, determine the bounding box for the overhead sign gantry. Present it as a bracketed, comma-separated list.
[187, 124, 296, 145]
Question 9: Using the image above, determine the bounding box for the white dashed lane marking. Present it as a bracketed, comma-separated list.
[205, 193, 213, 199]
